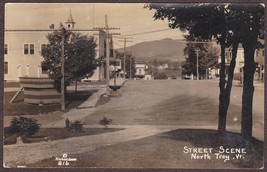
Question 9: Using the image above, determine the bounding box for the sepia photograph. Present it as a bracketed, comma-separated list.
[2, 2, 265, 170]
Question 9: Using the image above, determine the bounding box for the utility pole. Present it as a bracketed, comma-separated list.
[60, 25, 66, 110]
[196, 49, 200, 80]
[130, 58, 132, 79]
[118, 37, 133, 79]
[94, 15, 120, 95]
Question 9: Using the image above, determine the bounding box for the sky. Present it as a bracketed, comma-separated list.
[5, 3, 186, 49]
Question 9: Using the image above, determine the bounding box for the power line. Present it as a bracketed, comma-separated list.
[118, 37, 133, 79]
[122, 28, 170, 36]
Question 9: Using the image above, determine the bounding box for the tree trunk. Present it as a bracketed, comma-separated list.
[218, 39, 227, 134]
[75, 80, 78, 95]
[225, 42, 238, 113]
[241, 43, 256, 140]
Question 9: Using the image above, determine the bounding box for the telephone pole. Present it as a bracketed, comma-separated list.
[118, 37, 133, 79]
[60, 25, 66, 110]
[195, 49, 200, 80]
[94, 15, 120, 95]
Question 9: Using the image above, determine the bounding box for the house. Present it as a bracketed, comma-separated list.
[224, 42, 264, 81]
[135, 62, 149, 79]
[157, 64, 169, 70]
[108, 57, 123, 78]
[4, 11, 111, 82]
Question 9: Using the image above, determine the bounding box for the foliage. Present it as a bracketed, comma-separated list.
[154, 71, 168, 80]
[69, 120, 84, 133]
[99, 116, 113, 128]
[41, 26, 98, 91]
[8, 116, 40, 137]
[182, 35, 219, 78]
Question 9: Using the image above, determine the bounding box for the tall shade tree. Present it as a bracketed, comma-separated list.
[227, 4, 264, 139]
[41, 26, 98, 93]
[147, 3, 264, 140]
[183, 35, 219, 79]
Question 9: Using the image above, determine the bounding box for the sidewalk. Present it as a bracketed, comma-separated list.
[44, 78, 126, 127]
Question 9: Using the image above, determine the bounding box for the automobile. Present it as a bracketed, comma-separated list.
[81, 77, 91, 82]
[182, 74, 191, 80]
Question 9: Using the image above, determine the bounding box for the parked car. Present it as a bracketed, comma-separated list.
[182, 74, 191, 80]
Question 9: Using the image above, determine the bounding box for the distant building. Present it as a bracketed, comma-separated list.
[224, 42, 264, 81]
[4, 10, 112, 82]
[157, 64, 169, 70]
[135, 62, 149, 79]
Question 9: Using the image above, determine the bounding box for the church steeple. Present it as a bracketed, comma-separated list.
[66, 10, 75, 29]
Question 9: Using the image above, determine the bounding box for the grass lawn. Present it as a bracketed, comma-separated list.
[29, 129, 263, 169]
[4, 127, 123, 145]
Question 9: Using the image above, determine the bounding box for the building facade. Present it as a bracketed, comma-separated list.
[135, 62, 149, 79]
[224, 42, 264, 81]
[4, 11, 110, 82]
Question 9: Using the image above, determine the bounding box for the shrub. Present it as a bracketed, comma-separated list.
[154, 72, 168, 80]
[69, 120, 84, 133]
[9, 116, 41, 137]
[99, 116, 113, 128]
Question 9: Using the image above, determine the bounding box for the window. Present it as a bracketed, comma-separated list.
[24, 44, 34, 55]
[4, 44, 8, 54]
[116, 61, 120, 66]
[41, 44, 48, 54]
[24, 44, 29, 54]
[30, 44, 34, 54]
[139, 69, 142, 74]
[4, 62, 8, 74]
[256, 50, 259, 57]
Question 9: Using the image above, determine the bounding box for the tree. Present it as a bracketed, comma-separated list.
[183, 35, 219, 79]
[147, 3, 231, 133]
[147, 3, 264, 140]
[41, 26, 98, 92]
[227, 4, 264, 139]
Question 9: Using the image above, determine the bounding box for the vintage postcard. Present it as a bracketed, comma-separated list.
[2, 2, 264, 170]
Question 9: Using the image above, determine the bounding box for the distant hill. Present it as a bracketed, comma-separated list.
[117, 38, 186, 62]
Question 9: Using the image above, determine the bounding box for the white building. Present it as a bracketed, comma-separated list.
[135, 62, 148, 79]
[224, 42, 264, 81]
[4, 11, 109, 82]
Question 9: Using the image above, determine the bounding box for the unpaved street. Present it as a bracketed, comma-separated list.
[84, 79, 264, 140]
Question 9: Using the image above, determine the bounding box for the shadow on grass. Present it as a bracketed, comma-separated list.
[163, 129, 263, 168]
[65, 90, 97, 107]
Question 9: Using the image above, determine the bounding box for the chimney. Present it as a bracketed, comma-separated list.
[49, 24, 55, 30]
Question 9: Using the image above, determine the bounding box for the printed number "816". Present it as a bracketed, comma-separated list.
[58, 161, 69, 166]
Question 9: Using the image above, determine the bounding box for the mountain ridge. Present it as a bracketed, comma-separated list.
[116, 38, 186, 62]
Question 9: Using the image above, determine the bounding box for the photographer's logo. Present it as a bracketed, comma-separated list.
[55, 153, 77, 166]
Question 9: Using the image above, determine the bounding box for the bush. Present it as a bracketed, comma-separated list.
[69, 120, 84, 133]
[99, 116, 113, 128]
[8, 116, 40, 137]
[154, 72, 168, 80]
